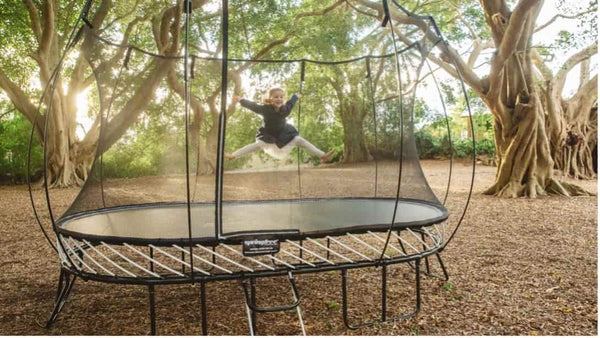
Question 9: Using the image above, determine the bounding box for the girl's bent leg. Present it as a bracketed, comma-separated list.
[231, 141, 265, 158]
[291, 136, 324, 157]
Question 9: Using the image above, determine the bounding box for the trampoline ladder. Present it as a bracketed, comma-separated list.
[241, 271, 306, 335]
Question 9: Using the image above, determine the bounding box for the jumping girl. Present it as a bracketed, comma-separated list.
[225, 87, 334, 163]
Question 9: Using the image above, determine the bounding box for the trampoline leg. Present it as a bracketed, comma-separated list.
[148, 285, 156, 335]
[435, 252, 450, 281]
[341, 260, 423, 330]
[420, 252, 450, 281]
[148, 247, 157, 335]
[399, 233, 448, 281]
[396, 231, 416, 271]
[250, 278, 258, 334]
[46, 269, 76, 329]
[421, 233, 431, 275]
[341, 269, 373, 330]
[381, 264, 387, 322]
[200, 281, 208, 335]
[415, 258, 422, 314]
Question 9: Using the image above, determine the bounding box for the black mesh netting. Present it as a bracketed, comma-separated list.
[34, 1, 472, 243]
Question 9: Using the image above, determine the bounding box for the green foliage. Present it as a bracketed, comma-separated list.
[0, 112, 43, 184]
[1, 0, 506, 182]
[415, 129, 438, 159]
[474, 137, 496, 157]
[555, 0, 598, 49]
[415, 129, 495, 160]
[101, 93, 186, 178]
[410, 326, 421, 335]
[324, 300, 339, 310]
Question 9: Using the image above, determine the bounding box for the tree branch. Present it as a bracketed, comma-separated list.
[495, 0, 540, 64]
[90, 0, 113, 30]
[166, 67, 205, 123]
[535, 8, 597, 33]
[236, 1, 348, 72]
[349, 0, 484, 94]
[82, 16, 146, 88]
[0, 67, 43, 136]
[97, 59, 174, 153]
[95, 0, 209, 153]
[22, 0, 42, 42]
[568, 74, 598, 107]
[99, 0, 141, 33]
[467, 39, 494, 68]
[343, 0, 379, 18]
[485, 0, 541, 103]
[40, 0, 56, 49]
[531, 48, 553, 81]
[579, 58, 590, 90]
[295, 0, 345, 21]
[555, 41, 598, 95]
[448, 1, 480, 41]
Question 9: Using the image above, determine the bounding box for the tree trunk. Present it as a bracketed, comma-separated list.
[484, 92, 552, 197]
[546, 75, 598, 180]
[339, 100, 371, 162]
[483, 90, 591, 197]
[44, 86, 85, 187]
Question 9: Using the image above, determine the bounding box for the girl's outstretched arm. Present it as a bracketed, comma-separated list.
[234, 96, 264, 115]
[281, 94, 299, 117]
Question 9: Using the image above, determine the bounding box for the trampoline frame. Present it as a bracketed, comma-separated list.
[28, 0, 477, 334]
[49, 222, 450, 334]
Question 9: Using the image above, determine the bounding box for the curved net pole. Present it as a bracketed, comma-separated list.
[365, 57, 379, 197]
[423, 59, 453, 205]
[215, 0, 229, 239]
[377, 0, 405, 265]
[438, 41, 476, 251]
[388, 0, 476, 251]
[27, 81, 58, 253]
[296, 60, 306, 198]
[183, 0, 196, 280]
[27, 0, 94, 255]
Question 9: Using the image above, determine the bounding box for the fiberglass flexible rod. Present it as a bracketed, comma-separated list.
[215, 0, 229, 239]
[27, 0, 95, 254]
[377, 0, 406, 265]
[30, 0, 96, 267]
[183, 0, 196, 281]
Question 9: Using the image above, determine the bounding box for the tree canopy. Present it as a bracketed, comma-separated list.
[0, 0, 597, 197]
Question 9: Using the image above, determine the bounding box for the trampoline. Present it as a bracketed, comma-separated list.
[59, 199, 448, 243]
[29, 0, 475, 335]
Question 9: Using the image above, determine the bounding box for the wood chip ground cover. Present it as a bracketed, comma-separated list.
[0, 160, 596, 335]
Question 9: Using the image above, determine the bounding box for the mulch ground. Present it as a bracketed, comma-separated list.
[0, 160, 597, 335]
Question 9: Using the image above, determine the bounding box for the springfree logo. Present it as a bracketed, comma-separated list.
[245, 239, 279, 246]
[242, 238, 280, 256]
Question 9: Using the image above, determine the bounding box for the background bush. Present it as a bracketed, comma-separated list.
[0, 113, 43, 184]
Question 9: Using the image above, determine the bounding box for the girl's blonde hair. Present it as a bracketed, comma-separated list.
[262, 87, 285, 104]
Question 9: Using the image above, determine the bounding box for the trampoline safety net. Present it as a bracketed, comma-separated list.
[28, 0, 476, 334]
[38, 1, 457, 245]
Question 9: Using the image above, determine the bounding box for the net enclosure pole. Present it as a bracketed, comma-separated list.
[184, 0, 195, 280]
[215, 0, 229, 239]
[378, 0, 406, 264]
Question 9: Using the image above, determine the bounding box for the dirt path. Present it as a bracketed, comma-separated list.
[0, 161, 596, 335]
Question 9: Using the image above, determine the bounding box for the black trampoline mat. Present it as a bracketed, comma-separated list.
[59, 199, 448, 242]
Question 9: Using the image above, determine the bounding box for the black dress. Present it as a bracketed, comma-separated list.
[239, 95, 300, 148]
